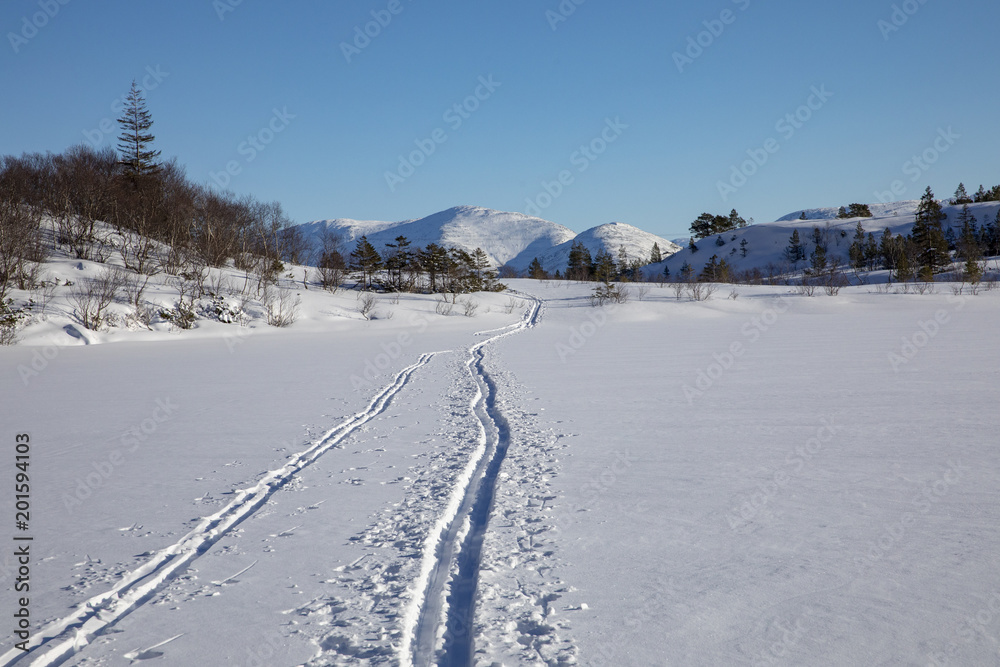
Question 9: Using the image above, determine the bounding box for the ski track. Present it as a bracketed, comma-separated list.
[2, 354, 436, 667]
[402, 295, 542, 667]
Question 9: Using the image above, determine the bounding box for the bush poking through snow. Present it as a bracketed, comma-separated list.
[357, 292, 378, 321]
[435, 294, 453, 316]
[591, 281, 629, 306]
[265, 286, 300, 327]
[461, 298, 479, 317]
[503, 296, 524, 314]
[70, 266, 123, 330]
[685, 282, 716, 302]
[0, 299, 27, 345]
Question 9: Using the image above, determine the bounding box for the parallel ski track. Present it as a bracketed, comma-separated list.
[404, 294, 542, 667]
[3, 353, 436, 667]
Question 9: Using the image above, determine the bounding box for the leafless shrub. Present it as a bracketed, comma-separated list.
[686, 282, 716, 301]
[796, 280, 817, 297]
[461, 298, 479, 317]
[435, 295, 453, 316]
[729, 287, 740, 300]
[70, 267, 124, 330]
[591, 282, 629, 306]
[503, 296, 524, 314]
[671, 281, 684, 300]
[358, 292, 379, 320]
[635, 284, 650, 301]
[264, 285, 300, 327]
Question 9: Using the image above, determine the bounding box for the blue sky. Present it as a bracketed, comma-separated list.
[2, 0, 996, 238]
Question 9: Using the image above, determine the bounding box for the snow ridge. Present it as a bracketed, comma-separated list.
[5, 354, 436, 667]
[401, 296, 542, 666]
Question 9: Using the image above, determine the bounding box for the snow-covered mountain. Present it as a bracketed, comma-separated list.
[296, 206, 576, 270]
[528, 222, 682, 274]
[294, 206, 680, 274]
[649, 200, 1000, 278]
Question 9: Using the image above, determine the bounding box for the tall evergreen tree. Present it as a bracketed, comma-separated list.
[116, 80, 161, 176]
[973, 184, 989, 203]
[528, 257, 547, 280]
[784, 229, 805, 264]
[650, 242, 662, 264]
[911, 187, 949, 279]
[592, 249, 617, 283]
[953, 182, 972, 205]
[566, 241, 592, 281]
[350, 235, 383, 288]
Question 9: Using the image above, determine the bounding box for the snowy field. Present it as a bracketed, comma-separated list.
[2, 279, 1000, 666]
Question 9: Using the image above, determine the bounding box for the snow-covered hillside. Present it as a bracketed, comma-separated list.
[651, 200, 1000, 280]
[296, 205, 577, 271]
[295, 206, 681, 274]
[528, 221, 681, 274]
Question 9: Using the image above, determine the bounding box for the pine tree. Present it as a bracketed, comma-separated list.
[799, 212, 807, 220]
[864, 232, 879, 270]
[116, 80, 161, 176]
[957, 205, 983, 282]
[566, 241, 592, 281]
[911, 187, 949, 279]
[715, 235, 725, 247]
[848, 222, 866, 270]
[650, 243, 662, 264]
[953, 182, 972, 205]
[592, 249, 617, 283]
[528, 257, 547, 280]
[809, 243, 828, 274]
[350, 236, 383, 289]
[784, 229, 805, 264]
[384, 235, 412, 290]
[679, 261, 693, 282]
[973, 185, 989, 203]
[739, 238, 749, 257]
[688, 237, 699, 253]
[837, 206, 848, 219]
[699, 255, 720, 282]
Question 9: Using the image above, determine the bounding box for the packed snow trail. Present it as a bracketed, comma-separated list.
[2, 354, 436, 667]
[403, 295, 542, 667]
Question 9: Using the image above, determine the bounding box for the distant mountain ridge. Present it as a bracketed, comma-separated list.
[295, 206, 681, 273]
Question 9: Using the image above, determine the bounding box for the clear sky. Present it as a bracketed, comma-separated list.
[2, 0, 997, 238]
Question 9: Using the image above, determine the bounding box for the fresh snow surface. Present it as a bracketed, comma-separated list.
[3, 277, 1000, 666]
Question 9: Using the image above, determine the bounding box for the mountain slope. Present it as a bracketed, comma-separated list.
[649, 200, 1000, 279]
[294, 207, 681, 274]
[297, 206, 576, 269]
[525, 222, 682, 274]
